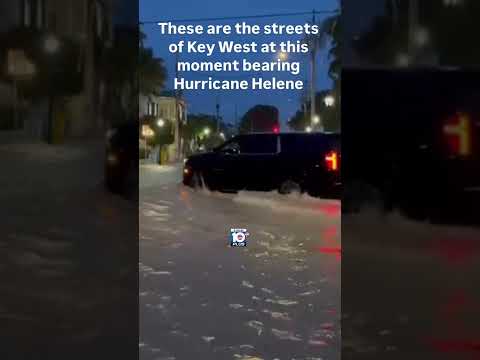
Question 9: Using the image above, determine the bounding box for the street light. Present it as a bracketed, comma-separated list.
[203, 127, 211, 136]
[413, 27, 430, 48]
[396, 53, 410, 67]
[142, 125, 155, 159]
[312, 115, 320, 125]
[219, 132, 225, 139]
[142, 125, 155, 138]
[324, 95, 335, 107]
[305, 126, 312, 133]
[157, 118, 165, 127]
[44, 35, 60, 54]
[277, 51, 288, 61]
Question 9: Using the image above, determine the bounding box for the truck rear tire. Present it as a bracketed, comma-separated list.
[278, 179, 302, 195]
[343, 180, 386, 214]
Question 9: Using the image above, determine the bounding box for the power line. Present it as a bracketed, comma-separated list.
[181, 72, 265, 79]
[139, 10, 339, 25]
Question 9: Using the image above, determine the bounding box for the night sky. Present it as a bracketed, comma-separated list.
[139, 0, 339, 129]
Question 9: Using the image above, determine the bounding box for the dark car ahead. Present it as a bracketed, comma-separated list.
[183, 132, 341, 198]
[105, 121, 138, 198]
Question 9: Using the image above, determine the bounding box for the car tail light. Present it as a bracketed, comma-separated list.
[443, 113, 473, 157]
[325, 151, 339, 171]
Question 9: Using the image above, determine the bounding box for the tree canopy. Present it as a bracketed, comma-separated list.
[288, 90, 338, 132]
[184, 114, 218, 140]
[290, 9, 340, 133]
[139, 31, 167, 95]
[184, 113, 229, 150]
[143, 114, 174, 146]
[239, 105, 279, 134]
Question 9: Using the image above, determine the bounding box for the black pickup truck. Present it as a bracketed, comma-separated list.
[342, 68, 480, 223]
[183, 132, 341, 198]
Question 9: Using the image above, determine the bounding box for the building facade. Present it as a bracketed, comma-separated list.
[139, 91, 187, 163]
[0, 0, 114, 141]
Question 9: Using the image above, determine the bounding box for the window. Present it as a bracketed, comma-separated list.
[23, 0, 45, 28]
[239, 135, 278, 154]
[36, 0, 44, 28]
[281, 134, 323, 154]
[23, 0, 31, 26]
[147, 102, 159, 116]
[95, 1, 105, 38]
[219, 140, 240, 154]
[281, 135, 304, 154]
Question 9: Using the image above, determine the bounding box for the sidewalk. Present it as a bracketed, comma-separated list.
[0, 140, 105, 200]
[0, 130, 29, 144]
[139, 161, 182, 189]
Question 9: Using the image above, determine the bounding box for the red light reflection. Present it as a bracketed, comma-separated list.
[316, 226, 341, 260]
[316, 202, 341, 218]
[427, 338, 480, 353]
[431, 237, 478, 267]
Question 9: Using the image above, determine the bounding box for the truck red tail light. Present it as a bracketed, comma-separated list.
[325, 151, 339, 171]
[443, 113, 472, 157]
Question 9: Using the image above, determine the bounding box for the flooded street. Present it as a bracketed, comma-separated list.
[343, 212, 480, 360]
[140, 181, 341, 360]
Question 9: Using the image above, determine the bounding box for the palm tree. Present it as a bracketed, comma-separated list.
[139, 50, 167, 96]
[326, 14, 341, 131]
[139, 31, 167, 96]
[302, 12, 339, 130]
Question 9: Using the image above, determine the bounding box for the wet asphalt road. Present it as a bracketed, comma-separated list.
[139, 178, 341, 360]
[0, 142, 137, 359]
[342, 213, 480, 360]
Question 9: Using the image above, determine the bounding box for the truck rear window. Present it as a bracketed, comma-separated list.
[239, 135, 277, 154]
[281, 134, 339, 154]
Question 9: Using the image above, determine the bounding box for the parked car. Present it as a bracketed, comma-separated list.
[105, 121, 138, 198]
[343, 68, 480, 222]
[183, 132, 341, 198]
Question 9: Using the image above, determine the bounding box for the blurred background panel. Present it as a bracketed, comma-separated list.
[343, 0, 480, 68]
[342, 1, 480, 359]
[0, 0, 139, 358]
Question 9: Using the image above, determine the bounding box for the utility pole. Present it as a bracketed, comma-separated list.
[234, 104, 238, 134]
[175, 51, 181, 160]
[310, 9, 317, 131]
[216, 96, 220, 134]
